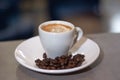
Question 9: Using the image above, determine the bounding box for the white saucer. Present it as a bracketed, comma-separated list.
[15, 36, 100, 74]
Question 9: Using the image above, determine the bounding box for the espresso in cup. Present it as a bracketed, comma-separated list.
[41, 24, 72, 33]
[38, 20, 83, 59]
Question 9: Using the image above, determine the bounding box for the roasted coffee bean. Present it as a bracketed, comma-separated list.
[43, 53, 47, 59]
[35, 59, 41, 63]
[51, 59, 57, 64]
[35, 53, 85, 70]
[73, 54, 84, 62]
[60, 55, 67, 59]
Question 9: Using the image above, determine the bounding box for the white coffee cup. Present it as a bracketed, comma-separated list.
[38, 20, 83, 59]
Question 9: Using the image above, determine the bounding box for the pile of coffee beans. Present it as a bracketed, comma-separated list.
[35, 53, 85, 70]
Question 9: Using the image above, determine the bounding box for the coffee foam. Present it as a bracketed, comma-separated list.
[42, 24, 72, 33]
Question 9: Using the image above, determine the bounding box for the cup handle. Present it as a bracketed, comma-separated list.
[75, 27, 83, 41]
[71, 27, 83, 48]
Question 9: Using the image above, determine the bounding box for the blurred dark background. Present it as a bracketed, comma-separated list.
[0, 0, 120, 41]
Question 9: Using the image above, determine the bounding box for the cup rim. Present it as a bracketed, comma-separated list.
[38, 20, 75, 34]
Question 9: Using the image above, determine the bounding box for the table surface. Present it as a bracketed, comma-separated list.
[0, 33, 120, 80]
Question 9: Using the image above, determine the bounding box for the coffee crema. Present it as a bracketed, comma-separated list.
[41, 24, 72, 33]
